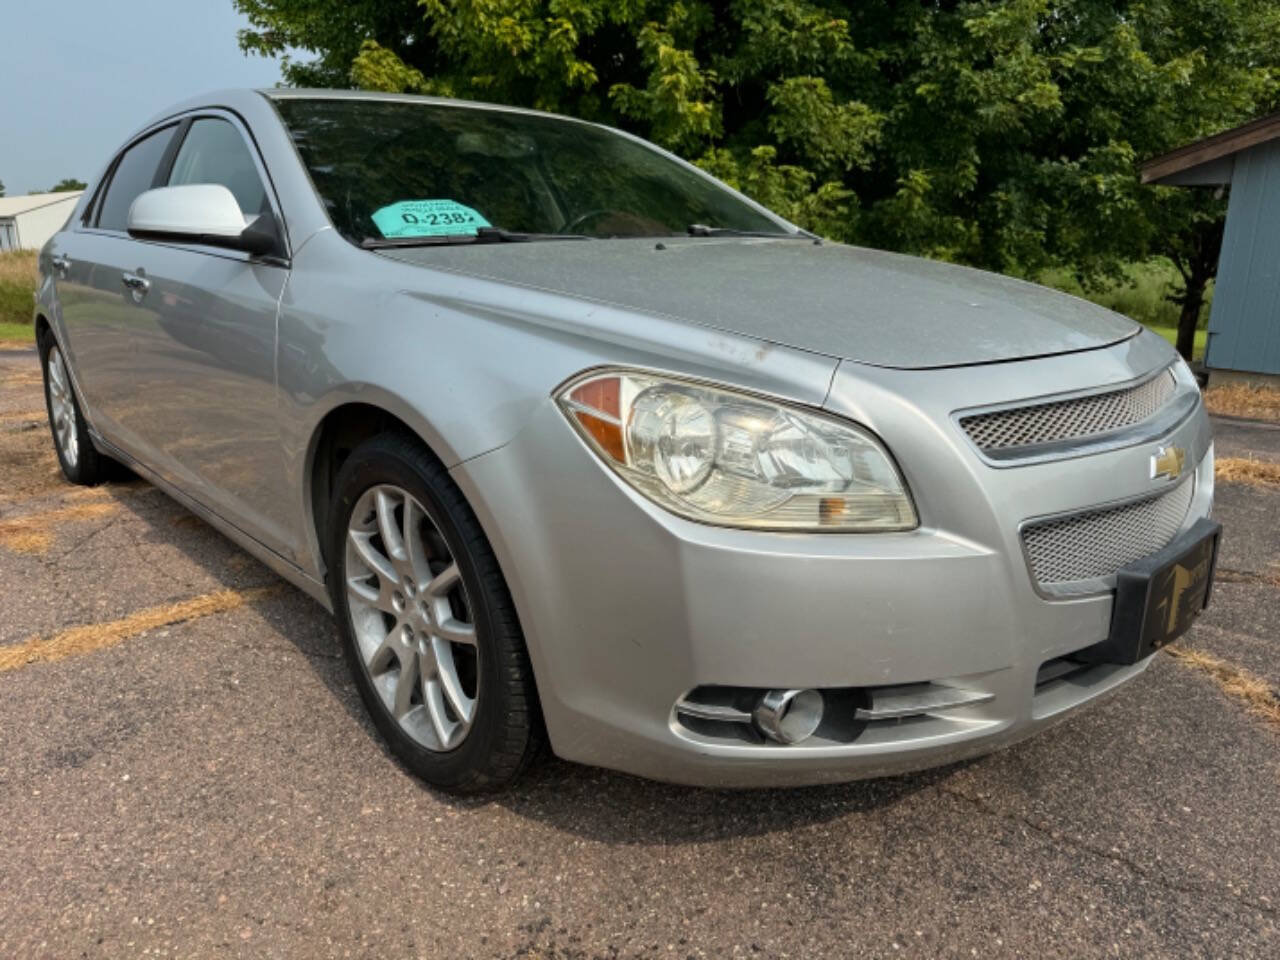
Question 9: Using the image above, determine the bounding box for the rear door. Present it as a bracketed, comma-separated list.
[118, 112, 298, 560]
[55, 123, 180, 447]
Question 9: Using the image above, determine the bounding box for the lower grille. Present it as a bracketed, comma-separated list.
[1022, 478, 1195, 590]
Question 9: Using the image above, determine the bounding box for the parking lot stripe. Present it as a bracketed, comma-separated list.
[1217, 567, 1280, 589]
[0, 501, 119, 554]
[0, 370, 42, 387]
[0, 409, 48, 425]
[1166, 645, 1280, 728]
[0, 586, 281, 673]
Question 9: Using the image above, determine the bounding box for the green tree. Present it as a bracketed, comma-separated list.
[990, 0, 1279, 359]
[236, 0, 1280, 359]
[0, 178, 5, 198]
[48, 178, 87, 193]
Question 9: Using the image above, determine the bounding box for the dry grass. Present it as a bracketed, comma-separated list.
[0, 249, 38, 327]
[1215, 456, 1280, 488]
[0, 500, 119, 554]
[168, 512, 206, 530]
[0, 409, 47, 425]
[0, 586, 282, 673]
[0, 422, 64, 502]
[1165, 645, 1280, 728]
[1205, 382, 1280, 422]
[1216, 567, 1280, 589]
[0, 249, 37, 285]
[3, 368, 42, 386]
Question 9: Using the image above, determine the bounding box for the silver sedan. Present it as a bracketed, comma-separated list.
[34, 89, 1218, 791]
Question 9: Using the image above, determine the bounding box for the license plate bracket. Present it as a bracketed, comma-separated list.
[1088, 517, 1221, 665]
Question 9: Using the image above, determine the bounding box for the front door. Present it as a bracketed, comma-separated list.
[120, 114, 298, 561]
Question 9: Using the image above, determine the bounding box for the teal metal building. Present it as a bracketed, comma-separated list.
[1143, 113, 1280, 385]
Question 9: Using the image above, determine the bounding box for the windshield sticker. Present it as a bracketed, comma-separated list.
[371, 199, 492, 238]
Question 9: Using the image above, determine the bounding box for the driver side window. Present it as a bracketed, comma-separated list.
[168, 118, 269, 218]
[95, 125, 178, 232]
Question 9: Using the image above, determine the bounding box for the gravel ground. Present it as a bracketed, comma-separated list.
[1, 345, 1277, 959]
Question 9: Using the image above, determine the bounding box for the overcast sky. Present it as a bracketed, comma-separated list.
[1, 1, 291, 196]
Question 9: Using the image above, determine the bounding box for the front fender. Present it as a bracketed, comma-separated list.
[275, 230, 839, 577]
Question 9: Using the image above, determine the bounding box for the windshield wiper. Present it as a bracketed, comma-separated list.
[686, 223, 810, 239]
[362, 226, 591, 249]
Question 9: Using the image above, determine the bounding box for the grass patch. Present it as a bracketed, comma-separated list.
[0, 249, 38, 327]
[1205, 383, 1280, 422]
[1145, 324, 1208, 360]
[0, 248, 38, 284]
[1215, 456, 1280, 488]
[1037, 259, 1211, 360]
[1165, 645, 1280, 729]
[0, 501, 118, 555]
[0, 321, 36, 346]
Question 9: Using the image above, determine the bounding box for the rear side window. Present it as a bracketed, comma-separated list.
[96, 126, 177, 232]
[167, 118, 268, 217]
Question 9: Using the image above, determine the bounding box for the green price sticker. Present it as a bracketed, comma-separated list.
[371, 199, 492, 238]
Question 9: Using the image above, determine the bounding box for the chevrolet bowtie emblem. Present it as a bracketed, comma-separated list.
[1151, 445, 1186, 482]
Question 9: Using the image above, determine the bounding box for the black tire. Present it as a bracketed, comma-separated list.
[38, 327, 111, 486]
[326, 431, 544, 793]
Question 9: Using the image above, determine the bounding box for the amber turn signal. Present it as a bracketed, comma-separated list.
[567, 376, 626, 462]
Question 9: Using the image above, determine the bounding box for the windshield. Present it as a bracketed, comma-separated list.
[271, 97, 792, 244]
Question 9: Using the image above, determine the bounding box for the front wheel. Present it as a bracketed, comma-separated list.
[326, 432, 543, 793]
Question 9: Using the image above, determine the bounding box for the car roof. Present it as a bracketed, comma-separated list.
[264, 88, 605, 131]
[137, 87, 599, 134]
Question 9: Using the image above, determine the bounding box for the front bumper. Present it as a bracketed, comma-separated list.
[452, 335, 1214, 787]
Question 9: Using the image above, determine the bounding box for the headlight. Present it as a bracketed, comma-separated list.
[556, 370, 917, 531]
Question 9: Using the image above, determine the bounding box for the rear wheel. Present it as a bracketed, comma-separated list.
[326, 432, 542, 793]
[39, 331, 110, 485]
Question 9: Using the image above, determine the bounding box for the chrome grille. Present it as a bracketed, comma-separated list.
[1022, 478, 1195, 589]
[961, 370, 1177, 452]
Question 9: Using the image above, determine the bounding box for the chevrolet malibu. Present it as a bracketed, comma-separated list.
[34, 89, 1219, 792]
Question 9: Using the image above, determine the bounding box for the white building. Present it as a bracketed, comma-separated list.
[0, 192, 83, 252]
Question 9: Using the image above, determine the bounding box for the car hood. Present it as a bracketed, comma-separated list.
[379, 237, 1138, 369]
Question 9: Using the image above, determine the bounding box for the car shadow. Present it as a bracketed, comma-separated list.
[486, 757, 966, 845]
[106, 475, 968, 843]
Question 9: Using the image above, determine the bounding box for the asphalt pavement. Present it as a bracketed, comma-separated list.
[1, 344, 1277, 959]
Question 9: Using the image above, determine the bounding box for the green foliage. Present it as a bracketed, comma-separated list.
[1038, 259, 1213, 330]
[0, 321, 35, 343]
[349, 38, 429, 93]
[0, 178, 5, 198]
[46, 178, 87, 193]
[236, 0, 1280, 355]
[698, 146, 853, 238]
[610, 9, 721, 153]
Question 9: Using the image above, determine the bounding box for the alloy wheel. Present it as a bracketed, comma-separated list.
[46, 345, 79, 469]
[344, 484, 479, 752]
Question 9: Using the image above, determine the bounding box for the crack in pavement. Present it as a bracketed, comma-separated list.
[41, 509, 130, 565]
[0, 501, 120, 555]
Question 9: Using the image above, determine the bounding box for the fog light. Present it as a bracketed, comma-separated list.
[753, 688, 824, 744]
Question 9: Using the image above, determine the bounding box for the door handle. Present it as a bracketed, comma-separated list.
[121, 272, 151, 295]
[51, 255, 72, 275]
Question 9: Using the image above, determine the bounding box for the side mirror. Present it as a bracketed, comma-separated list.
[127, 184, 282, 257]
